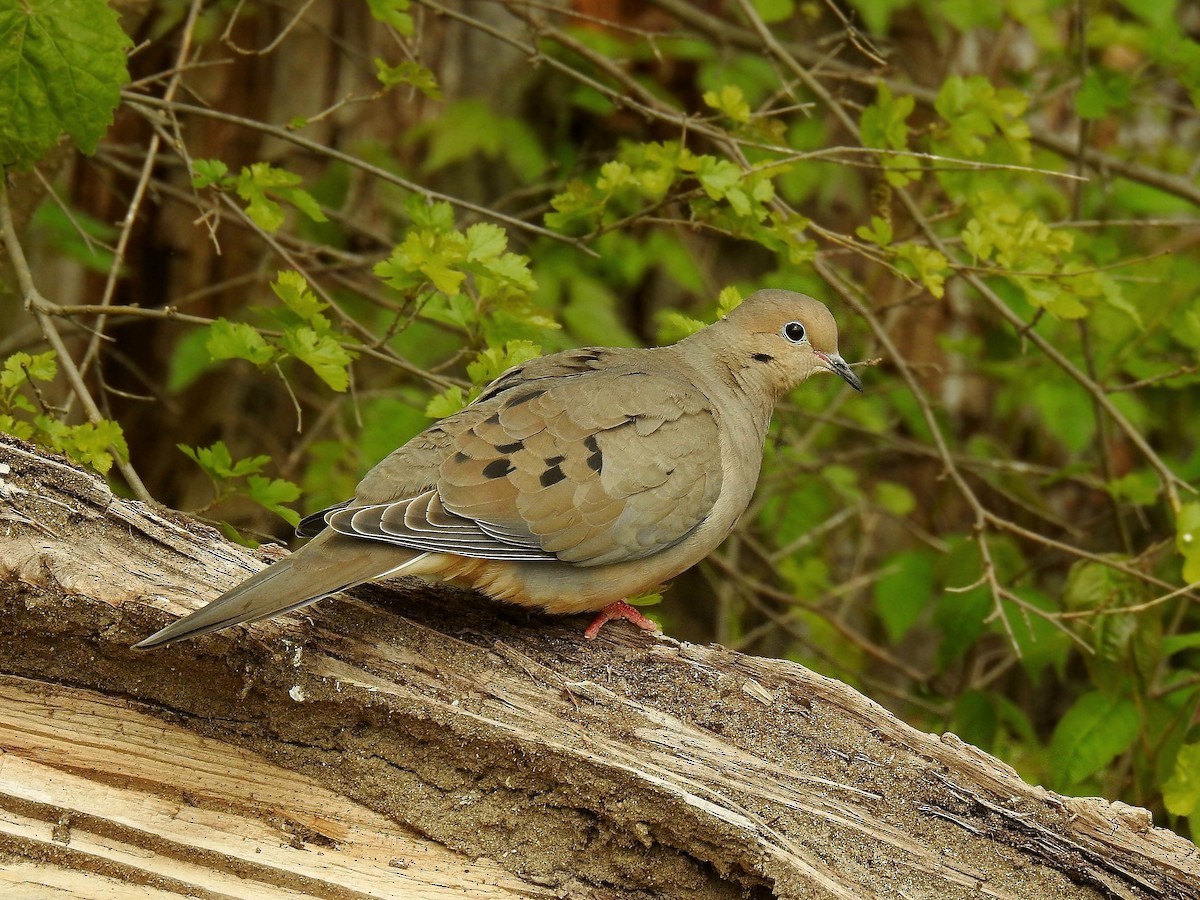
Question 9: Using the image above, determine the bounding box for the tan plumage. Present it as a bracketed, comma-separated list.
[135, 289, 862, 649]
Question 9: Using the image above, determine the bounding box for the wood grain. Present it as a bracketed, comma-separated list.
[1, 435, 1197, 899]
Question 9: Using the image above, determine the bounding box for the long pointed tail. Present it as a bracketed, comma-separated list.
[133, 531, 427, 649]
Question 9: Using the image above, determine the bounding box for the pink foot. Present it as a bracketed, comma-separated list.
[583, 600, 659, 640]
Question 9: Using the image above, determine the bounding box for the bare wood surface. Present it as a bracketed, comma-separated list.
[0, 434, 1197, 899]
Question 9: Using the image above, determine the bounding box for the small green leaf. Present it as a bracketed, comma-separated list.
[2, 351, 57, 390]
[0, 0, 132, 165]
[856, 216, 894, 246]
[657, 310, 706, 341]
[179, 441, 269, 481]
[702, 85, 752, 123]
[466, 341, 542, 388]
[374, 58, 441, 99]
[44, 417, 128, 474]
[717, 286, 743, 316]
[628, 590, 664, 608]
[1177, 502, 1200, 584]
[365, 0, 413, 36]
[895, 243, 949, 298]
[465, 223, 508, 263]
[425, 385, 467, 418]
[206, 319, 276, 367]
[1106, 470, 1159, 506]
[245, 474, 302, 527]
[751, 0, 795, 23]
[281, 326, 356, 392]
[271, 270, 327, 324]
[874, 549, 934, 643]
[191, 158, 230, 189]
[1075, 68, 1131, 119]
[1049, 691, 1140, 786]
[1164, 743, 1200, 817]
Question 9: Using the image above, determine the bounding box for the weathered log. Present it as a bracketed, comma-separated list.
[0, 435, 1196, 899]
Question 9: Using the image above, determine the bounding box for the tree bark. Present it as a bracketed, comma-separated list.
[0, 435, 1196, 899]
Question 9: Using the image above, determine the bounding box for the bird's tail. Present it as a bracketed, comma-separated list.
[133, 530, 428, 649]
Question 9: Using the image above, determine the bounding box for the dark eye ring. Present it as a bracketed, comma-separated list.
[782, 321, 807, 343]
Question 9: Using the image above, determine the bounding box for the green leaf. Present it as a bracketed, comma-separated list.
[281, 326, 356, 392]
[935, 75, 1031, 162]
[271, 270, 327, 324]
[1049, 691, 1140, 786]
[717, 286, 743, 317]
[845, 0, 911, 33]
[874, 549, 934, 643]
[894, 243, 949, 298]
[45, 417, 128, 474]
[750, 0, 795, 23]
[860, 84, 919, 187]
[221, 162, 327, 232]
[167, 329, 219, 393]
[1075, 68, 1132, 119]
[1177, 502, 1200, 584]
[425, 385, 467, 419]
[702, 85, 752, 124]
[933, 537, 996, 671]
[627, 590, 664, 608]
[245, 474, 302, 527]
[206, 319, 276, 367]
[0, 0, 132, 166]
[465, 223, 508, 264]
[0, 413, 34, 440]
[657, 310, 706, 341]
[2, 351, 57, 390]
[374, 58, 441, 99]
[179, 441, 269, 481]
[409, 99, 547, 183]
[466, 341, 542, 388]
[404, 196, 456, 233]
[856, 216, 894, 246]
[1106, 469, 1160, 506]
[1063, 558, 1156, 688]
[365, 0, 413, 36]
[1162, 631, 1200, 657]
[1163, 743, 1200, 817]
[874, 481, 915, 516]
[191, 158, 230, 189]
[999, 589, 1072, 685]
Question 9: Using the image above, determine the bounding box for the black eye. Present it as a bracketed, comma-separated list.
[782, 321, 806, 343]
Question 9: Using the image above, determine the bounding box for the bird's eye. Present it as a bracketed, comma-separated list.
[782, 321, 807, 343]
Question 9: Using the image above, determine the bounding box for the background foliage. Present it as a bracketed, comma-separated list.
[3, 0, 1200, 843]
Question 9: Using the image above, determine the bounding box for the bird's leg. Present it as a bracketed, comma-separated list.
[583, 600, 659, 640]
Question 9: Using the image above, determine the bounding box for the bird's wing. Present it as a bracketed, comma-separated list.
[323, 355, 724, 567]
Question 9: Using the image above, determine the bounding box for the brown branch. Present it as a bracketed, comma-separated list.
[1, 435, 1197, 898]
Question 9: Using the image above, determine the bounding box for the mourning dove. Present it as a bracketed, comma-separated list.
[134, 289, 862, 649]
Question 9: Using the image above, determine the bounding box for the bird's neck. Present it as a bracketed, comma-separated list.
[674, 333, 777, 440]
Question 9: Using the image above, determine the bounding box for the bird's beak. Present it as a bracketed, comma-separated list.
[815, 352, 864, 393]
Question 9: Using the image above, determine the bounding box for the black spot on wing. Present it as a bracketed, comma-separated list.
[583, 435, 602, 473]
[506, 388, 547, 408]
[496, 440, 524, 453]
[483, 458, 516, 478]
[539, 465, 566, 487]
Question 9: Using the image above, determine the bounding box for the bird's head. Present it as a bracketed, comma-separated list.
[707, 289, 863, 398]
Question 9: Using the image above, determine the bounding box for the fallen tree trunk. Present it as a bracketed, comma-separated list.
[0, 434, 1196, 900]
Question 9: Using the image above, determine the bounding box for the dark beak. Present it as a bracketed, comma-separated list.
[818, 352, 864, 393]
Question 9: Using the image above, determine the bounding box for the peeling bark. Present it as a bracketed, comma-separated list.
[0, 435, 1196, 899]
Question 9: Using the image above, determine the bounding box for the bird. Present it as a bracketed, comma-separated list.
[134, 289, 862, 649]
